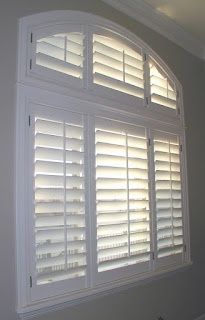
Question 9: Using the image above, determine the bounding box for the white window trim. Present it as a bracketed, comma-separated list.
[16, 10, 191, 317]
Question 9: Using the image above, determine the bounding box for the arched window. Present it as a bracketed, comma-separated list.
[16, 11, 190, 316]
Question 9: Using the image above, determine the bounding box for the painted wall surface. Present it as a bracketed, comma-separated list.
[0, 1, 204, 320]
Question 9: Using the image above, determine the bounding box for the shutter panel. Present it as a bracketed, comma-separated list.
[153, 131, 184, 260]
[34, 116, 86, 285]
[149, 58, 177, 110]
[93, 34, 144, 98]
[36, 32, 84, 79]
[95, 118, 150, 274]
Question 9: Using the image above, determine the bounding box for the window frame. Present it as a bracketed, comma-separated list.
[16, 10, 190, 317]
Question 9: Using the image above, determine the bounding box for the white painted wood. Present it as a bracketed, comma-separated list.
[102, 0, 205, 60]
[17, 262, 192, 319]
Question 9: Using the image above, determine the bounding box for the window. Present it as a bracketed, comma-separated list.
[16, 11, 190, 315]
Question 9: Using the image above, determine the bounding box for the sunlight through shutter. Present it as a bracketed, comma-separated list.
[93, 34, 144, 98]
[95, 119, 150, 272]
[34, 116, 86, 285]
[36, 32, 84, 79]
[153, 131, 183, 258]
[149, 58, 177, 110]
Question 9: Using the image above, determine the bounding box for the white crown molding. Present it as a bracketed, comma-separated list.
[102, 0, 205, 60]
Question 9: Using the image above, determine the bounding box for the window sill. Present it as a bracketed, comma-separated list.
[17, 261, 192, 320]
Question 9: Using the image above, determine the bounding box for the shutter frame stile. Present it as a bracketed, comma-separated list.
[16, 12, 190, 315]
[84, 115, 96, 289]
[146, 129, 157, 270]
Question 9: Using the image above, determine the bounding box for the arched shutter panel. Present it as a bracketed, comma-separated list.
[36, 32, 84, 79]
[93, 34, 144, 98]
[149, 58, 177, 110]
[31, 25, 181, 114]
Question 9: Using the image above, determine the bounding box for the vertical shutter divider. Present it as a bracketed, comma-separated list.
[86, 115, 96, 287]
[63, 121, 68, 271]
[122, 50, 125, 83]
[125, 132, 130, 257]
[143, 51, 150, 107]
[168, 139, 174, 248]
[64, 36, 67, 62]
[147, 129, 157, 268]
[85, 25, 93, 90]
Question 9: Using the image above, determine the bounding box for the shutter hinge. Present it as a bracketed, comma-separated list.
[148, 138, 151, 146]
[177, 90, 180, 99]
[151, 252, 155, 260]
[29, 276, 32, 288]
[177, 107, 181, 115]
[180, 144, 182, 152]
[28, 115, 31, 126]
[184, 244, 187, 253]
[145, 96, 149, 105]
[143, 53, 147, 61]
[29, 59, 32, 70]
[30, 33, 33, 43]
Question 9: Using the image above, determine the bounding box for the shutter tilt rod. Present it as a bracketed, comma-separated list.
[30, 276, 32, 288]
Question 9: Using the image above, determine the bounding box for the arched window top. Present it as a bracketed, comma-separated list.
[36, 31, 84, 79]
[18, 10, 182, 118]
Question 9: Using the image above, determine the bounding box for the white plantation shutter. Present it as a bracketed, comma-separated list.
[153, 131, 184, 262]
[93, 34, 144, 98]
[36, 32, 84, 79]
[16, 13, 190, 312]
[34, 114, 87, 287]
[149, 58, 177, 110]
[31, 26, 181, 114]
[95, 118, 151, 275]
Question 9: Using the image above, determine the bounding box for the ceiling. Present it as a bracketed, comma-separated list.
[142, 0, 205, 44]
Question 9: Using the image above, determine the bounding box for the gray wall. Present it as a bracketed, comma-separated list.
[0, 1, 204, 319]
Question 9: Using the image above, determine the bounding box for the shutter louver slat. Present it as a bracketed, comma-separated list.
[93, 34, 144, 98]
[153, 132, 183, 259]
[34, 116, 86, 285]
[36, 32, 84, 79]
[94, 73, 144, 98]
[95, 119, 150, 273]
[36, 53, 83, 78]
